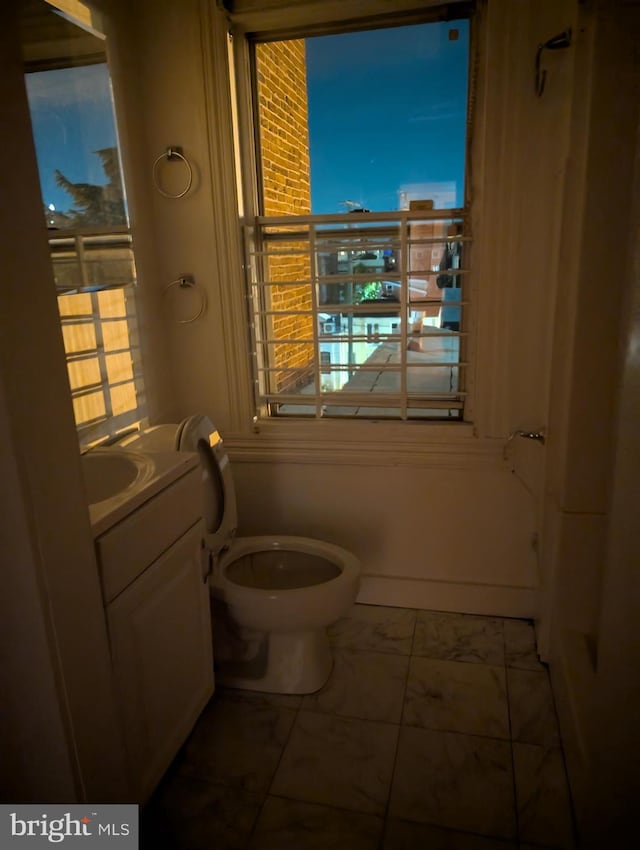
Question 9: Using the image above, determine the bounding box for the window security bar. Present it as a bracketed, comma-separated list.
[258, 332, 468, 345]
[48, 226, 137, 294]
[255, 208, 466, 225]
[255, 361, 470, 372]
[251, 269, 470, 286]
[58, 283, 145, 442]
[244, 209, 471, 421]
[258, 394, 466, 411]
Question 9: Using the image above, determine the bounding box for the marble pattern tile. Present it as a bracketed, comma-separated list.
[389, 725, 516, 840]
[328, 604, 416, 655]
[141, 611, 578, 850]
[248, 796, 383, 850]
[146, 772, 262, 850]
[503, 619, 545, 671]
[507, 668, 560, 748]
[513, 742, 575, 848]
[403, 657, 509, 739]
[177, 695, 296, 793]
[302, 649, 409, 723]
[383, 818, 517, 849]
[413, 611, 505, 666]
[270, 710, 398, 815]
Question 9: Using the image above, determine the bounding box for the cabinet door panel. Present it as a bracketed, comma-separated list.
[99, 467, 202, 603]
[107, 522, 213, 801]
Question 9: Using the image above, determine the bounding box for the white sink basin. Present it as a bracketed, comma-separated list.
[81, 449, 153, 505]
[80, 447, 199, 537]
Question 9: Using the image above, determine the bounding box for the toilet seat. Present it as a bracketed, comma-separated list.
[214, 535, 360, 633]
[174, 415, 238, 557]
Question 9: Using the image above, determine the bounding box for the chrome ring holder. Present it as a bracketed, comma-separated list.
[163, 275, 205, 324]
[152, 147, 193, 198]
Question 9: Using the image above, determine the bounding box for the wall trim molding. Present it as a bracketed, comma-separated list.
[200, 0, 256, 429]
[358, 573, 539, 618]
[226, 431, 506, 468]
[225, 0, 474, 37]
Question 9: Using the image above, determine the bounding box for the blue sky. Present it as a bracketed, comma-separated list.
[305, 19, 469, 213]
[25, 64, 117, 213]
[26, 18, 469, 218]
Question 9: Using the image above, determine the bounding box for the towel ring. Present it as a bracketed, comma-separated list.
[152, 147, 193, 198]
[163, 276, 205, 323]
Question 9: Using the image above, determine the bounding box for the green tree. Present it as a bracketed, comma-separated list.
[55, 147, 126, 226]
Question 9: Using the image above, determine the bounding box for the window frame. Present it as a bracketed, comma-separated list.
[198, 0, 492, 462]
[230, 4, 478, 433]
[21, 2, 147, 447]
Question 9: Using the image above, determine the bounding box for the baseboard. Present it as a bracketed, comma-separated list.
[549, 628, 596, 843]
[357, 574, 539, 618]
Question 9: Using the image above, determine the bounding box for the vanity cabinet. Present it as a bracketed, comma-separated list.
[94, 465, 213, 802]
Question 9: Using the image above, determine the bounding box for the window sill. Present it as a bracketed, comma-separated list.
[224, 418, 505, 468]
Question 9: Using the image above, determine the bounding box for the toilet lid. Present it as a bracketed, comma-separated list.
[177, 415, 238, 554]
[175, 414, 214, 453]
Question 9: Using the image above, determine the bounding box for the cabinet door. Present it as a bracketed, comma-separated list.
[106, 521, 213, 801]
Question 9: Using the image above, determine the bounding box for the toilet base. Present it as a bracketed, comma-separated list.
[213, 626, 334, 695]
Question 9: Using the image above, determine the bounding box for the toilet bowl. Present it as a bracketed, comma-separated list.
[117, 416, 360, 694]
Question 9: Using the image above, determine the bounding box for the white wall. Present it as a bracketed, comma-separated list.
[586, 221, 640, 839]
[105, 0, 236, 430]
[108, 0, 576, 617]
[233, 458, 539, 614]
[539, 0, 640, 840]
[0, 3, 128, 802]
[0, 375, 77, 802]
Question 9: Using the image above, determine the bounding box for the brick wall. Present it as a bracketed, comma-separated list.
[256, 40, 313, 393]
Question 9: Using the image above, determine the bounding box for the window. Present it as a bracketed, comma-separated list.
[240, 11, 472, 421]
[21, 0, 145, 444]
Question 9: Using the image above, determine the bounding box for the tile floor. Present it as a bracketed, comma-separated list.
[142, 605, 576, 850]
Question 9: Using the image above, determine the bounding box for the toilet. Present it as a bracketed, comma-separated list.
[117, 415, 360, 694]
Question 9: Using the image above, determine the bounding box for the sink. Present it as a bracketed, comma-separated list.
[80, 446, 199, 537]
[81, 449, 153, 505]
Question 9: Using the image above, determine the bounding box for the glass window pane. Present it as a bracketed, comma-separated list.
[256, 21, 469, 216]
[306, 22, 468, 213]
[251, 16, 470, 421]
[25, 64, 127, 229]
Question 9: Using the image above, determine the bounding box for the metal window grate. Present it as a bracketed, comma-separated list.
[57, 283, 146, 444]
[244, 209, 470, 421]
[48, 226, 137, 294]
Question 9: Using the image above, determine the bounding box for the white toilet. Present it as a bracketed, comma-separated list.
[118, 415, 360, 694]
